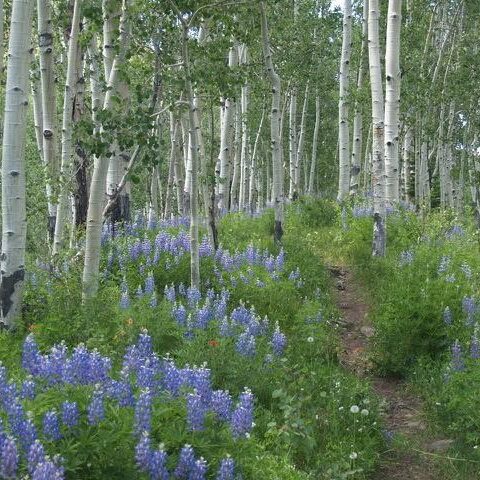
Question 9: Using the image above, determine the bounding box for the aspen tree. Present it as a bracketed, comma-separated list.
[0, 0, 34, 327]
[337, 0, 352, 202]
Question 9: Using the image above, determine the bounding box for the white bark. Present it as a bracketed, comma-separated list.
[295, 84, 308, 197]
[37, 0, 58, 237]
[83, 0, 130, 299]
[368, 0, 386, 256]
[238, 45, 250, 211]
[288, 87, 297, 200]
[337, 0, 352, 202]
[350, 0, 368, 195]
[217, 45, 237, 212]
[402, 125, 413, 201]
[248, 102, 266, 213]
[53, 0, 82, 255]
[31, 67, 44, 162]
[384, 0, 402, 204]
[0, 0, 33, 327]
[308, 95, 321, 196]
[260, 1, 283, 242]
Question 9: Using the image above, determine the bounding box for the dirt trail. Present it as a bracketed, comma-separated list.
[329, 266, 446, 480]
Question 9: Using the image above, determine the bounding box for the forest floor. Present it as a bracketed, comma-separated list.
[329, 266, 449, 480]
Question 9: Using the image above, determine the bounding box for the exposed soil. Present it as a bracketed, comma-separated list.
[329, 266, 445, 480]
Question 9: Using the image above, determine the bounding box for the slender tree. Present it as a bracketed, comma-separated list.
[0, 0, 34, 327]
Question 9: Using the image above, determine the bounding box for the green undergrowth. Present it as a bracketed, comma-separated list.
[0, 207, 387, 479]
[307, 197, 480, 477]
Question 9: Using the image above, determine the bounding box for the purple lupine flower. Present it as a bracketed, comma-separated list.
[172, 303, 187, 326]
[32, 459, 65, 480]
[165, 284, 176, 302]
[106, 378, 134, 407]
[199, 236, 213, 257]
[186, 287, 201, 308]
[136, 285, 144, 299]
[174, 445, 196, 478]
[399, 250, 414, 266]
[87, 386, 105, 425]
[0, 436, 18, 479]
[271, 324, 287, 356]
[235, 332, 256, 357]
[219, 317, 232, 337]
[134, 388, 153, 436]
[61, 401, 79, 428]
[461, 262, 473, 279]
[451, 340, 465, 372]
[446, 225, 465, 238]
[437, 256, 450, 274]
[189, 458, 208, 480]
[231, 389, 254, 439]
[150, 449, 169, 480]
[120, 291, 130, 309]
[275, 249, 285, 271]
[22, 334, 42, 376]
[231, 305, 251, 326]
[462, 296, 477, 326]
[443, 307, 452, 325]
[189, 367, 212, 401]
[471, 335, 480, 360]
[135, 432, 152, 472]
[288, 267, 301, 281]
[216, 457, 235, 480]
[163, 361, 184, 397]
[43, 410, 61, 441]
[211, 390, 232, 421]
[150, 293, 158, 308]
[195, 306, 213, 329]
[21, 378, 36, 399]
[20, 415, 38, 451]
[27, 440, 45, 475]
[145, 273, 155, 296]
[186, 392, 207, 431]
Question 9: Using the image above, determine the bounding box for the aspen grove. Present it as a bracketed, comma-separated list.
[0, 0, 478, 479]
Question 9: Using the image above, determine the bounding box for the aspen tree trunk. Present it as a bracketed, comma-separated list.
[260, 2, 283, 243]
[308, 95, 321, 196]
[179, 24, 200, 288]
[288, 88, 297, 200]
[0, 0, 33, 327]
[337, 0, 352, 202]
[0, 0, 3, 76]
[31, 67, 44, 162]
[172, 114, 184, 215]
[52, 0, 82, 255]
[368, 0, 386, 256]
[295, 84, 308, 198]
[37, 0, 58, 241]
[248, 102, 266, 213]
[148, 166, 159, 225]
[230, 100, 241, 210]
[402, 125, 413, 201]
[384, 0, 402, 204]
[217, 45, 238, 212]
[102, 0, 117, 81]
[164, 113, 178, 219]
[83, 0, 130, 299]
[350, 0, 368, 195]
[239, 45, 249, 211]
[362, 122, 372, 192]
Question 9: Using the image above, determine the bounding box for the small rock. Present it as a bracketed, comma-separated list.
[360, 326, 375, 337]
[427, 439, 454, 452]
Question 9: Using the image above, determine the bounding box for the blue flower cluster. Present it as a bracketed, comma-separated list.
[0, 331, 253, 478]
[166, 286, 287, 359]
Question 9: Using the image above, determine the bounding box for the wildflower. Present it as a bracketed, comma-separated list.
[235, 332, 256, 357]
[461, 262, 472, 279]
[0, 436, 18, 479]
[231, 389, 254, 439]
[149, 448, 169, 480]
[211, 390, 232, 422]
[189, 457, 208, 480]
[145, 273, 155, 296]
[307, 336, 314, 343]
[361, 409, 369, 416]
[164, 284, 176, 303]
[451, 340, 465, 372]
[61, 401, 79, 428]
[216, 457, 235, 480]
[438, 256, 450, 274]
[43, 410, 61, 441]
[135, 432, 152, 472]
[174, 444, 196, 478]
[208, 339, 220, 347]
[27, 440, 45, 475]
[350, 405, 360, 414]
[87, 386, 105, 425]
[271, 323, 287, 356]
[349, 452, 358, 460]
[443, 307, 452, 325]
[462, 296, 477, 326]
[120, 291, 130, 309]
[399, 250, 414, 266]
[134, 389, 153, 436]
[21, 378, 36, 400]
